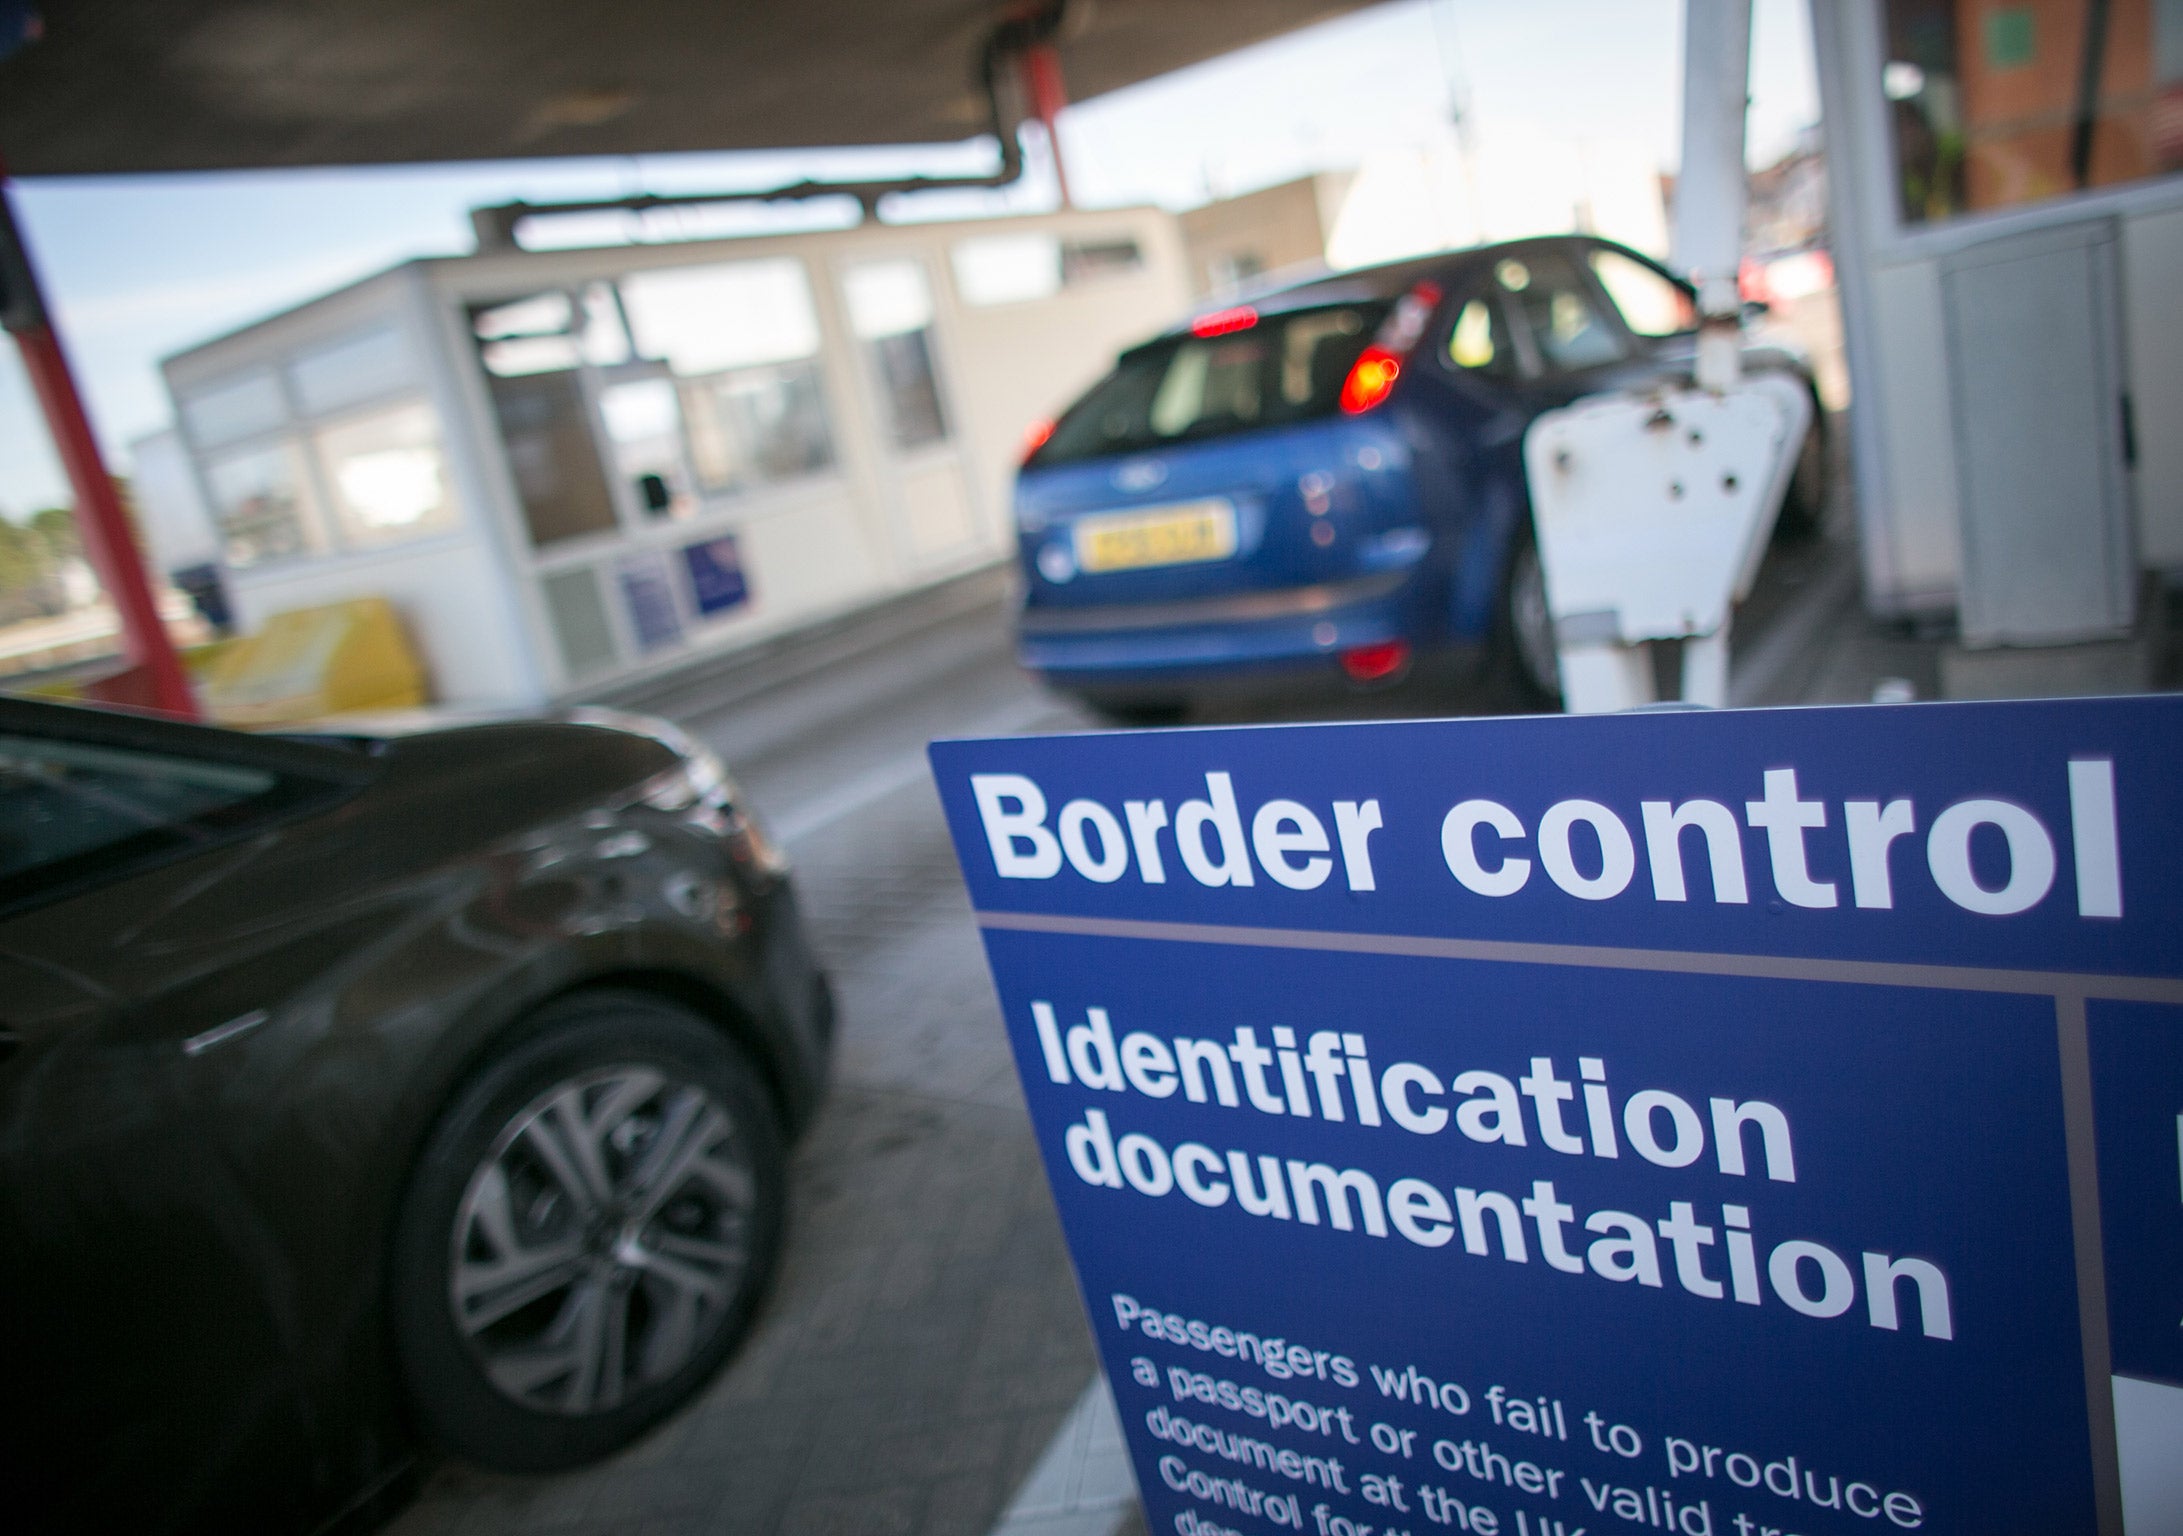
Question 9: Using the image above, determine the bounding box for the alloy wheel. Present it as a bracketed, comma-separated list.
[447, 1065, 755, 1416]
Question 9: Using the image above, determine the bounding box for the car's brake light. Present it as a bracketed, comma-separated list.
[1190, 305, 1258, 338]
[1340, 639, 1412, 683]
[1340, 348, 1402, 414]
[1339, 280, 1444, 415]
[1020, 416, 1056, 464]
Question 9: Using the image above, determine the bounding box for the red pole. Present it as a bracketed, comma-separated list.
[1, 169, 198, 718]
[1020, 40, 1073, 209]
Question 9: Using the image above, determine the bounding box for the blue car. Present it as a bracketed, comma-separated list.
[1012, 235, 1825, 721]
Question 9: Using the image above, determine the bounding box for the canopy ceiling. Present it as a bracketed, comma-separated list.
[0, 1, 1376, 177]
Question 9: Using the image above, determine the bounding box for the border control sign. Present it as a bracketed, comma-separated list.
[929, 699, 2183, 1536]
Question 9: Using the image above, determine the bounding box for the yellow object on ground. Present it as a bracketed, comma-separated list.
[199, 598, 431, 725]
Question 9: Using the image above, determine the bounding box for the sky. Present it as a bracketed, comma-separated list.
[0, 0, 1820, 518]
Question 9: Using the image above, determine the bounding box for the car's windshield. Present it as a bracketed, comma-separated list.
[1030, 301, 1391, 467]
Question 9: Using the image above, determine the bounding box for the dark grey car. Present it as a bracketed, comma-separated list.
[0, 697, 832, 1534]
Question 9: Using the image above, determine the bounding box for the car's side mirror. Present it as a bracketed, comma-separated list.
[637, 473, 673, 515]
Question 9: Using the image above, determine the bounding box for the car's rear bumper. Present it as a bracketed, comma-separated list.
[1016, 567, 1455, 702]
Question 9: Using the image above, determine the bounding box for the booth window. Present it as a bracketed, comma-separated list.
[598, 378, 697, 520]
[843, 260, 950, 451]
[1883, 0, 2183, 227]
[950, 233, 1146, 306]
[313, 401, 457, 548]
[183, 327, 459, 568]
[203, 440, 326, 569]
[290, 326, 416, 417]
[619, 259, 837, 497]
[472, 293, 622, 548]
[179, 369, 286, 450]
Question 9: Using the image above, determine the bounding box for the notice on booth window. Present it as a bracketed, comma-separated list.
[930, 699, 2183, 1536]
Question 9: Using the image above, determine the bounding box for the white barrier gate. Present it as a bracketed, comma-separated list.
[1523, 374, 1811, 713]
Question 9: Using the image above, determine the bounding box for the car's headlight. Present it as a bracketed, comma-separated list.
[641, 743, 727, 812]
[640, 747, 789, 877]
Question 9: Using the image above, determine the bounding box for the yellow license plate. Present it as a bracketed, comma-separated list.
[1074, 501, 1238, 574]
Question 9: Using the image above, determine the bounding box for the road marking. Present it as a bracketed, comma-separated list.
[771, 695, 1069, 846]
[988, 1375, 1138, 1536]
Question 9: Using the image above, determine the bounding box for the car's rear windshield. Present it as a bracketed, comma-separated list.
[1029, 301, 1391, 468]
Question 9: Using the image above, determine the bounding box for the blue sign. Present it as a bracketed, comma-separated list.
[616, 552, 684, 653]
[682, 534, 751, 617]
[929, 698, 2183, 1536]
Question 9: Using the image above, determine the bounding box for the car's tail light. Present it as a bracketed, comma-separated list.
[1190, 304, 1259, 338]
[1339, 640, 1412, 683]
[1340, 280, 1444, 416]
[1339, 347, 1402, 414]
[1020, 416, 1056, 464]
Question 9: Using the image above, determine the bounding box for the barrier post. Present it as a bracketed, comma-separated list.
[0, 166, 197, 718]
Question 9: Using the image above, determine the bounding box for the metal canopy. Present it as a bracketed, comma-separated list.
[0, 0, 1374, 177]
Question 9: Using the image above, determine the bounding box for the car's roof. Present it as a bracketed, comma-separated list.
[1159, 233, 1618, 339]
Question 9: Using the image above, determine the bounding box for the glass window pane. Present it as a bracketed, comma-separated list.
[620, 259, 823, 374]
[1498, 253, 1627, 373]
[314, 400, 457, 547]
[951, 233, 1147, 306]
[1883, 0, 2181, 226]
[0, 735, 274, 888]
[204, 440, 326, 568]
[474, 292, 583, 378]
[1588, 249, 1698, 338]
[952, 233, 1063, 305]
[845, 260, 949, 451]
[578, 282, 633, 367]
[680, 365, 836, 493]
[290, 325, 415, 416]
[1034, 304, 1381, 466]
[180, 370, 286, 448]
[483, 369, 619, 548]
[1061, 236, 1145, 281]
[599, 377, 696, 519]
[614, 260, 836, 495]
[844, 261, 935, 338]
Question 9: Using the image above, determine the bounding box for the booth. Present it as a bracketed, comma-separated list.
[1811, 0, 2183, 656]
[148, 206, 1189, 706]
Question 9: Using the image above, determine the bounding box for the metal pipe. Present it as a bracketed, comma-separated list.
[1021, 39, 1073, 209]
[2068, 0, 2115, 189]
[1, 168, 198, 718]
[471, 2, 1066, 251]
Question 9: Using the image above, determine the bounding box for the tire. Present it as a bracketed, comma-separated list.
[1483, 531, 1562, 711]
[1774, 399, 1829, 539]
[390, 991, 784, 1471]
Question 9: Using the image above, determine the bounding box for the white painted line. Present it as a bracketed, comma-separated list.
[771, 695, 1069, 846]
[988, 1375, 1138, 1536]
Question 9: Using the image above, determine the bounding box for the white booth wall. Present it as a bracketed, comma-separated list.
[155, 207, 1190, 706]
[1812, 0, 2183, 626]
